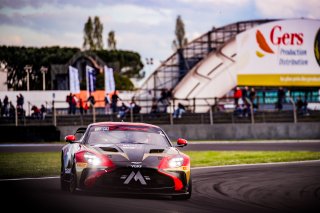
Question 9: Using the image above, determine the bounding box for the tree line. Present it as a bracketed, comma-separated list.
[0, 14, 187, 91]
[0, 46, 142, 91]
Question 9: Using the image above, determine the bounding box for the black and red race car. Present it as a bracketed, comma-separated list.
[61, 122, 191, 199]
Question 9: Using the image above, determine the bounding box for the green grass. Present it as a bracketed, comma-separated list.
[0, 151, 320, 179]
[0, 152, 60, 179]
[185, 151, 320, 167]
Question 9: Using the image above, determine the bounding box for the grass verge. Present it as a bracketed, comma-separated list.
[0, 152, 60, 179]
[0, 151, 320, 179]
[185, 151, 320, 167]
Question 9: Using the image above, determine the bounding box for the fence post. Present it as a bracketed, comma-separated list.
[289, 97, 297, 123]
[170, 102, 173, 125]
[93, 105, 96, 123]
[52, 100, 57, 126]
[209, 106, 213, 125]
[193, 98, 196, 113]
[246, 98, 255, 124]
[15, 106, 18, 126]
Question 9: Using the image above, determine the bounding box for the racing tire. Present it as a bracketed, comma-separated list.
[60, 154, 68, 191]
[68, 164, 77, 193]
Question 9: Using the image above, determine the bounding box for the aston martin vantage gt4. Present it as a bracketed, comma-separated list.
[61, 122, 191, 199]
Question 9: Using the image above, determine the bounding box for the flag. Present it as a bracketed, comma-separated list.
[104, 65, 115, 93]
[86, 65, 96, 94]
[69, 66, 80, 93]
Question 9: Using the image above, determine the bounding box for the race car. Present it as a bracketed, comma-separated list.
[60, 122, 191, 199]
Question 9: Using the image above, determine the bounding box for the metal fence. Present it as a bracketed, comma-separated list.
[1, 95, 319, 127]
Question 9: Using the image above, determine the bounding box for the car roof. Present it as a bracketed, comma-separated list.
[89, 122, 161, 129]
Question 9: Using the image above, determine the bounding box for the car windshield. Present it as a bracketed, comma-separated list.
[87, 126, 170, 147]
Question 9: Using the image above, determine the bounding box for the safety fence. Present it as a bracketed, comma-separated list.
[0, 95, 319, 126]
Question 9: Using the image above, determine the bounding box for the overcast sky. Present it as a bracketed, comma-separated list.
[0, 0, 319, 74]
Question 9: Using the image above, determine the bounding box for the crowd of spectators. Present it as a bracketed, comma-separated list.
[1, 86, 312, 122]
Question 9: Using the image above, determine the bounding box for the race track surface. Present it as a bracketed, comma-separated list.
[1, 161, 319, 213]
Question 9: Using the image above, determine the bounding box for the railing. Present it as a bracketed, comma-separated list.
[1, 95, 319, 127]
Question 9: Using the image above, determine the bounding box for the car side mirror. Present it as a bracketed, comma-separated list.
[65, 135, 76, 143]
[176, 138, 188, 147]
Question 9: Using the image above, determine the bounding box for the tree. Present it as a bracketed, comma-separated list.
[0, 46, 79, 90]
[83, 16, 104, 50]
[172, 15, 188, 50]
[93, 16, 104, 50]
[83, 17, 94, 50]
[108, 31, 117, 50]
[172, 15, 188, 79]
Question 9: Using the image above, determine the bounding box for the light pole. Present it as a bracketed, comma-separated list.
[145, 57, 155, 96]
[24, 65, 32, 91]
[40, 66, 48, 91]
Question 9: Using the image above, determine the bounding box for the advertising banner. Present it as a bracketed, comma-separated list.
[68, 66, 80, 93]
[236, 19, 320, 86]
[104, 65, 115, 94]
[86, 65, 96, 94]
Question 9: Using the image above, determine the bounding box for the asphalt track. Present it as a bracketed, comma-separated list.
[1, 161, 319, 213]
[1, 140, 320, 152]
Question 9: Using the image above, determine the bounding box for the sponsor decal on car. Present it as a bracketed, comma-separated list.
[121, 171, 149, 185]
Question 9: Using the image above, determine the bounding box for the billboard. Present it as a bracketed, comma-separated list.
[236, 19, 320, 86]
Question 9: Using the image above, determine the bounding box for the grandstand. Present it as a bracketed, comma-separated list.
[135, 19, 320, 112]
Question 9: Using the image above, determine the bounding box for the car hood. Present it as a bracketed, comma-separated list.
[90, 143, 179, 162]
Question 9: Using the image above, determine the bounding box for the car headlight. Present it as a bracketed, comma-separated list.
[168, 157, 184, 168]
[84, 152, 101, 166]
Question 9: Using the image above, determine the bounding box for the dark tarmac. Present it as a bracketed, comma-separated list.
[1, 161, 319, 213]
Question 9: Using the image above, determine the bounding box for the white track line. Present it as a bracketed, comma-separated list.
[0, 144, 64, 147]
[0, 176, 59, 181]
[188, 140, 320, 144]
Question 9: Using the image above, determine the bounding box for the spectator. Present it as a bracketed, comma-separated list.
[249, 87, 258, 109]
[83, 102, 89, 114]
[40, 104, 47, 120]
[3, 95, 9, 117]
[117, 102, 129, 120]
[31, 105, 41, 119]
[277, 87, 285, 111]
[173, 102, 186, 118]
[9, 101, 15, 118]
[233, 87, 242, 107]
[212, 97, 220, 112]
[158, 88, 170, 113]
[111, 90, 121, 114]
[87, 94, 95, 106]
[130, 97, 141, 114]
[296, 97, 303, 114]
[71, 95, 77, 114]
[79, 98, 84, 115]
[17, 93, 24, 109]
[296, 97, 309, 116]
[242, 86, 249, 102]
[150, 98, 159, 117]
[87, 94, 96, 114]
[104, 93, 111, 115]
[66, 93, 73, 114]
[234, 98, 244, 117]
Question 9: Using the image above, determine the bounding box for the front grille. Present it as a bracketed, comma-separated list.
[95, 167, 174, 190]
